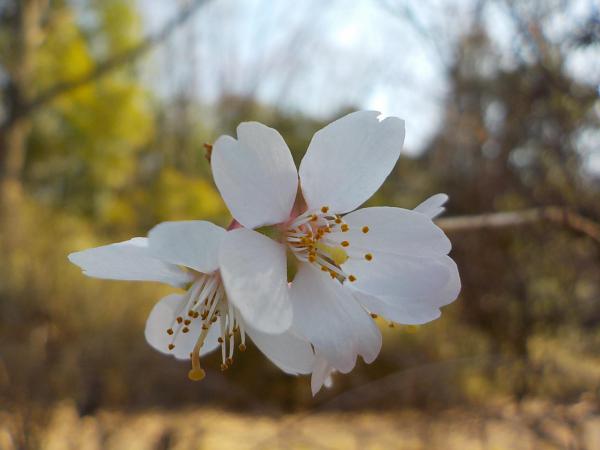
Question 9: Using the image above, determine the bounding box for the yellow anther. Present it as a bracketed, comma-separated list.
[335, 218, 342, 224]
[220, 363, 228, 371]
[362, 226, 370, 234]
[187, 310, 194, 317]
[388, 322, 395, 328]
[184, 319, 191, 326]
[348, 275, 357, 282]
[341, 224, 349, 232]
[218, 337, 224, 343]
[211, 316, 218, 323]
[321, 206, 329, 213]
[167, 328, 174, 335]
[239, 343, 247, 352]
[168, 344, 175, 350]
[310, 214, 318, 222]
[176, 317, 183, 324]
[370, 313, 378, 319]
[341, 240, 349, 247]
[188, 368, 206, 381]
[182, 327, 189, 333]
[365, 253, 373, 261]
[226, 357, 233, 366]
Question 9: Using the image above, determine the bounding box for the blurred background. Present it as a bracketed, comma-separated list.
[1, 0, 599, 448]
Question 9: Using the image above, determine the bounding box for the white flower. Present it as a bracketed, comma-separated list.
[68, 221, 314, 380]
[211, 111, 461, 394]
[308, 193, 456, 394]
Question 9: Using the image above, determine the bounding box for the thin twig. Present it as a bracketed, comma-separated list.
[437, 207, 600, 244]
[24, 0, 213, 114]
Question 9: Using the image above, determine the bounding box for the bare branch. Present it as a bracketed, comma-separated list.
[437, 207, 600, 244]
[24, 0, 213, 114]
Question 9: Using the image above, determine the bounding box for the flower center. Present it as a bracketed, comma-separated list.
[285, 206, 372, 282]
[164, 273, 246, 380]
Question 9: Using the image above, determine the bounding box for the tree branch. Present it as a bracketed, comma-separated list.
[437, 207, 600, 244]
[24, 0, 213, 114]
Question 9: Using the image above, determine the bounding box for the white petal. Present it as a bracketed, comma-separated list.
[211, 122, 298, 228]
[332, 206, 451, 257]
[414, 193, 449, 219]
[311, 354, 335, 396]
[299, 111, 405, 214]
[148, 221, 226, 273]
[343, 251, 453, 298]
[68, 238, 192, 287]
[144, 294, 220, 360]
[290, 263, 382, 373]
[246, 324, 315, 375]
[351, 257, 461, 324]
[219, 228, 293, 334]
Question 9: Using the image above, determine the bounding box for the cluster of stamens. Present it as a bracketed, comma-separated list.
[286, 206, 372, 282]
[165, 273, 246, 381]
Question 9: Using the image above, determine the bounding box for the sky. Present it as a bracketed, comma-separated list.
[139, 0, 599, 164]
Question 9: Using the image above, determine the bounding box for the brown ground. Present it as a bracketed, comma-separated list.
[1, 399, 599, 450]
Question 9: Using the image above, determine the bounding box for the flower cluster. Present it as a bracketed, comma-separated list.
[69, 111, 460, 395]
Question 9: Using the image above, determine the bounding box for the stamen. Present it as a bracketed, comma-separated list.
[286, 208, 372, 286]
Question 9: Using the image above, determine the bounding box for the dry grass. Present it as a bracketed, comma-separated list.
[1, 399, 599, 450]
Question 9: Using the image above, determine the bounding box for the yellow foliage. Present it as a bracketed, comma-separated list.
[153, 168, 227, 223]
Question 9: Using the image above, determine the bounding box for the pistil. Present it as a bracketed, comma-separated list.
[164, 273, 245, 380]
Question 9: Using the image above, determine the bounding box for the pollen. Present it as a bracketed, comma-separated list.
[341, 240, 349, 247]
[168, 344, 175, 350]
[341, 224, 349, 232]
[167, 328, 174, 335]
[182, 327, 190, 333]
[176, 317, 183, 324]
[321, 206, 329, 213]
[348, 275, 357, 282]
[362, 226, 370, 234]
[365, 253, 373, 261]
